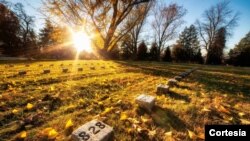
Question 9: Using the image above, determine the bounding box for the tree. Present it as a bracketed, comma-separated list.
[151, 2, 186, 60]
[0, 3, 20, 56]
[196, 1, 239, 63]
[39, 20, 55, 48]
[149, 42, 158, 61]
[194, 48, 203, 64]
[123, 1, 152, 59]
[172, 43, 186, 62]
[14, 3, 37, 57]
[43, 0, 151, 57]
[137, 41, 148, 60]
[206, 27, 226, 64]
[162, 46, 172, 62]
[228, 31, 250, 66]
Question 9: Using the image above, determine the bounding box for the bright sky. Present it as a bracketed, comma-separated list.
[10, 0, 250, 50]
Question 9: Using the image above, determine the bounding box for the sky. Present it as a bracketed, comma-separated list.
[9, 0, 250, 50]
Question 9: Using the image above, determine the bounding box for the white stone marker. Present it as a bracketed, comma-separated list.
[157, 84, 169, 94]
[62, 68, 68, 73]
[136, 94, 156, 112]
[71, 120, 113, 141]
[19, 70, 26, 75]
[43, 69, 50, 74]
[174, 76, 182, 81]
[167, 79, 178, 87]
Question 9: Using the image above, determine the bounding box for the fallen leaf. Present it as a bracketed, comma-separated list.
[201, 107, 211, 112]
[48, 129, 58, 139]
[197, 133, 205, 139]
[101, 107, 113, 115]
[12, 109, 19, 114]
[65, 119, 73, 129]
[188, 130, 197, 140]
[120, 112, 128, 121]
[218, 105, 230, 114]
[19, 131, 27, 139]
[26, 103, 33, 110]
[238, 112, 245, 117]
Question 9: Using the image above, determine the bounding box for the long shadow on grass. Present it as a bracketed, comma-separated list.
[150, 106, 187, 131]
[167, 91, 191, 103]
[193, 72, 250, 97]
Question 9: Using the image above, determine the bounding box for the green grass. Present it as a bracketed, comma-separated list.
[0, 60, 250, 141]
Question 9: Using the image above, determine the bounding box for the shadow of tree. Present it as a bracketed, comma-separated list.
[150, 106, 187, 131]
[167, 91, 191, 103]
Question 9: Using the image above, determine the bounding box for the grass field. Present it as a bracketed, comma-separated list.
[0, 60, 250, 141]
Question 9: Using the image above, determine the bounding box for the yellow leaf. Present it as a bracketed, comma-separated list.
[141, 116, 150, 123]
[101, 107, 113, 115]
[19, 131, 27, 138]
[65, 119, 73, 129]
[188, 130, 197, 140]
[238, 112, 245, 117]
[201, 107, 211, 112]
[26, 103, 33, 110]
[48, 129, 58, 139]
[50, 86, 55, 91]
[12, 109, 19, 114]
[79, 98, 85, 103]
[218, 105, 230, 114]
[165, 131, 172, 137]
[120, 112, 128, 121]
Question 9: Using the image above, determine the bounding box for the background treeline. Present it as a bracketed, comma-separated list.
[0, 0, 250, 66]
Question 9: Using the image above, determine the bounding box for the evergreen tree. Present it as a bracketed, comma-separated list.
[228, 31, 250, 66]
[194, 48, 203, 64]
[39, 20, 54, 48]
[173, 25, 200, 62]
[162, 46, 172, 62]
[137, 41, 148, 60]
[149, 42, 158, 61]
[206, 27, 226, 64]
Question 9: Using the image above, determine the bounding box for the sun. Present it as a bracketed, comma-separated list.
[72, 31, 92, 52]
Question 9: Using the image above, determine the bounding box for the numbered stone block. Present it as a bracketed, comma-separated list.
[62, 68, 68, 73]
[179, 72, 186, 78]
[167, 79, 178, 87]
[78, 68, 83, 71]
[157, 84, 169, 94]
[136, 94, 156, 112]
[43, 69, 50, 74]
[174, 76, 182, 81]
[71, 120, 113, 141]
[19, 70, 26, 75]
[90, 67, 95, 70]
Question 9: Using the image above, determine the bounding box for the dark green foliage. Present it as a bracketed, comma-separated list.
[137, 41, 148, 60]
[206, 27, 226, 64]
[228, 32, 250, 66]
[0, 3, 20, 56]
[172, 25, 200, 62]
[162, 47, 172, 62]
[149, 42, 158, 61]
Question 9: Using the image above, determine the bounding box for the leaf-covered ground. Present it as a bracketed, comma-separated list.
[0, 60, 250, 141]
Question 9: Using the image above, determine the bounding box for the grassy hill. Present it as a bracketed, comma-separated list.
[0, 60, 250, 140]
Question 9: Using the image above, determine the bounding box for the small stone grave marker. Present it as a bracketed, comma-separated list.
[167, 79, 178, 87]
[25, 64, 30, 67]
[90, 67, 95, 70]
[19, 70, 26, 75]
[50, 64, 54, 67]
[62, 68, 68, 73]
[43, 69, 50, 74]
[71, 120, 113, 141]
[174, 76, 182, 81]
[101, 66, 105, 69]
[78, 68, 83, 71]
[39, 64, 43, 67]
[9, 65, 14, 67]
[157, 84, 169, 94]
[60, 64, 64, 66]
[136, 94, 156, 112]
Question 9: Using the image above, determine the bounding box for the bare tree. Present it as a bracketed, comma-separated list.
[151, 2, 186, 60]
[122, 1, 153, 59]
[196, 1, 239, 55]
[43, 0, 151, 56]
